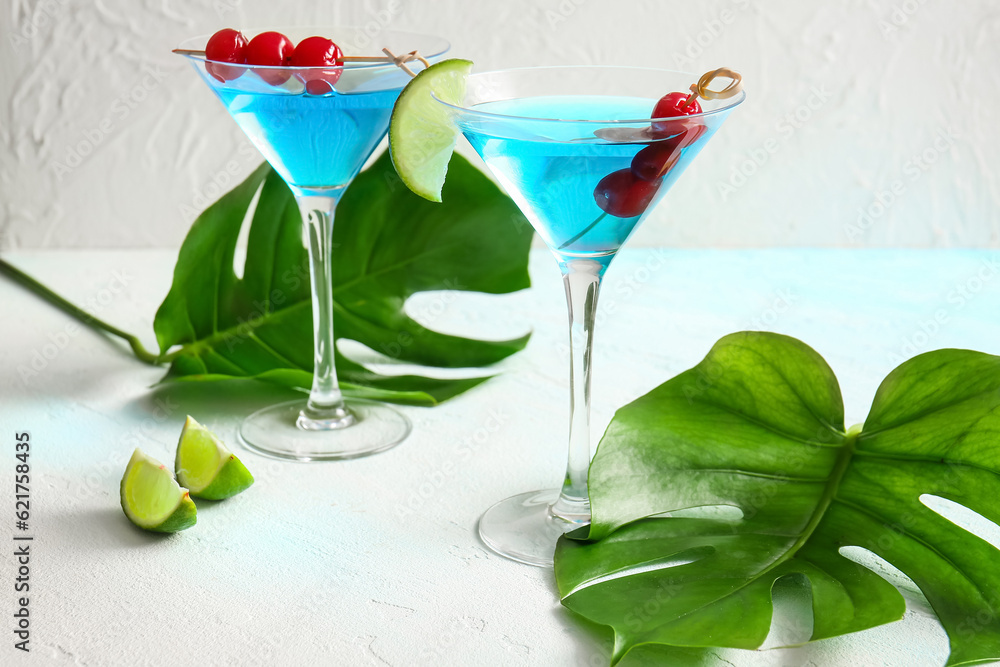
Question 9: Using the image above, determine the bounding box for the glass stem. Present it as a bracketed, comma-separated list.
[549, 257, 608, 525]
[297, 195, 356, 430]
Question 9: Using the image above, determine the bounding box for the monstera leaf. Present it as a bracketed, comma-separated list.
[555, 332, 1000, 666]
[152, 150, 532, 405]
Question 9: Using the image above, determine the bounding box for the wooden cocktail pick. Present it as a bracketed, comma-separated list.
[171, 47, 429, 77]
[591, 67, 744, 143]
[681, 67, 743, 109]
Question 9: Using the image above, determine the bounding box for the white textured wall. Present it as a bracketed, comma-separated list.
[1, 0, 998, 249]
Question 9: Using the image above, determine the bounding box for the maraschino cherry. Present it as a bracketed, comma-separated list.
[634, 91, 707, 182]
[650, 91, 702, 133]
[205, 28, 248, 83]
[291, 36, 344, 95]
[630, 125, 705, 181]
[594, 91, 702, 216]
[570, 68, 741, 248]
[593, 169, 661, 218]
[245, 31, 294, 85]
[195, 29, 429, 93]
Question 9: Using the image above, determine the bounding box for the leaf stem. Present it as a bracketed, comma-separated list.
[0, 256, 161, 365]
[580, 426, 860, 657]
[791, 426, 859, 548]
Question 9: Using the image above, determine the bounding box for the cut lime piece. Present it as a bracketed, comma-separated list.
[120, 448, 197, 533]
[175, 416, 254, 500]
[389, 58, 473, 202]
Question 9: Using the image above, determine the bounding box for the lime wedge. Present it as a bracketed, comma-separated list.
[120, 448, 197, 533]
[175, 416, 254, 500]
[389, 58, 473, 202]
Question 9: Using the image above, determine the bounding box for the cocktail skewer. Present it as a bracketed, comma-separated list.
[680, 67, 743, 108]
[171, 47, 429, 75]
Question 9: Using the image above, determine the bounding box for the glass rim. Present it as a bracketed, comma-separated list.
[434, 65, 746, 125]
[175, 27, 450, 73]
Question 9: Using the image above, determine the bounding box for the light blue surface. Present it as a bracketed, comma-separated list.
[2, 248, 999, 666]
[586, 248, 1000, 425]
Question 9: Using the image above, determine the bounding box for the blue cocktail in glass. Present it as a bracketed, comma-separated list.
[440, 66, 744, 565]
[176, 29, 449, 461]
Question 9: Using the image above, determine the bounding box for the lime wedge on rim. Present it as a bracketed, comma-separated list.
[175, 416, 254, 500]
[120, 448, 197, 533]
[389, 58, 473, 202]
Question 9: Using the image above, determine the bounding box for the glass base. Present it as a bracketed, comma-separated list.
[478, 489, 589, 567]
[239, 398, 411, 462]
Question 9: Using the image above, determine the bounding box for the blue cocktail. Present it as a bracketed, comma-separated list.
[216, 86, 400, 194]
[440, 66, 744, 565]
[177, 29, 449, 460]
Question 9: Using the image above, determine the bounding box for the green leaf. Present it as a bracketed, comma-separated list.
[555, 332, 1000, 666]
[153, 150, 532, 405]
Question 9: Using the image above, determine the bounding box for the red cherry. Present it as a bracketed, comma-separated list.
[205, 28, 248, 83]
[594, 169, 661, 218]
[245, 31, 294, 86]
[631, 141, 682, 182]
[291, 36, 344, 95]
[630, 125, 707, 181]
[651, 91, 702, 134]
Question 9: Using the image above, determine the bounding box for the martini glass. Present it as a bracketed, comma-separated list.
[439, 66, 744, 565]
[176, 29, 449, 461]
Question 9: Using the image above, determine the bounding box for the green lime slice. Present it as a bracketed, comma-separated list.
[120, 448, 197, 533]
[389, 58, 473, 202]
[175, 416, 254, 500]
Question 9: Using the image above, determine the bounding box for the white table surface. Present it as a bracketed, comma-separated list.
[2, 248, 1000, 667]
